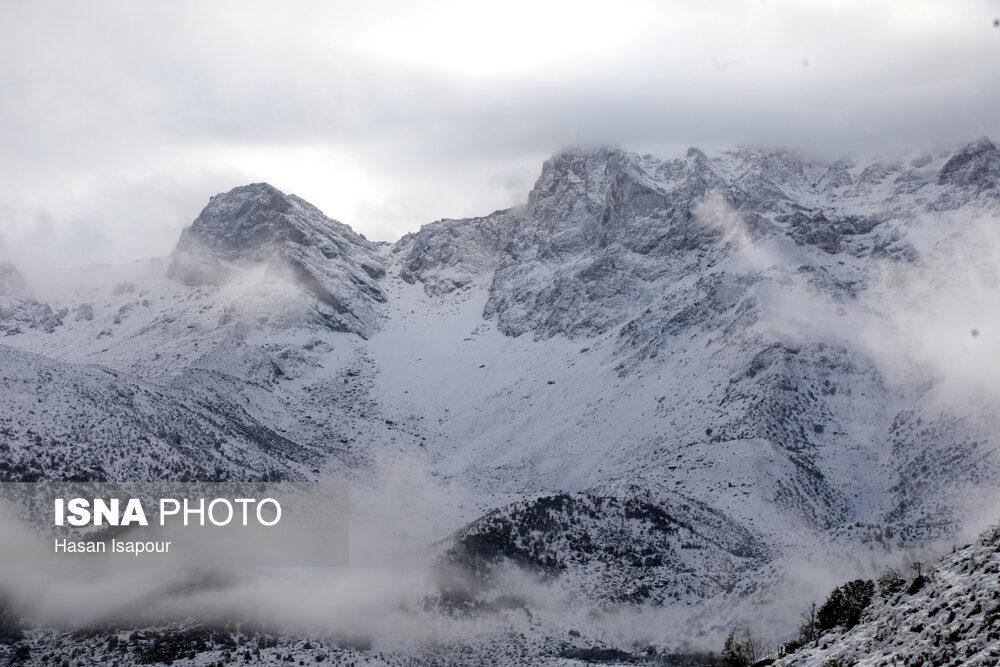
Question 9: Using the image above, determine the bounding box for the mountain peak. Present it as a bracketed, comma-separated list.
[216, 181, 282, 196]
[166, 184, 387, 336]
[538, 146, 636, 180]
[186, 183, 302, 253]
[964, 135, 995, 152]
[549, 146, 627, 162]
[169, 182, 375, 269]
[938, 136, 1000, 188]
[527, 147, 638, 210]
[209, 181, 285, 201]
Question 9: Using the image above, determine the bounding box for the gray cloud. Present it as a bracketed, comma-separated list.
[1, 1, 997, 270]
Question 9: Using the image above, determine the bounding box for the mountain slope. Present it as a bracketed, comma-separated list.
[379, 139, 1000, 548]
[0, 344, 311, 482]
[0, 139, 998, 661]
[775, 526, 1000, 667]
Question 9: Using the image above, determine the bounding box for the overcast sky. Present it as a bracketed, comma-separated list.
[1, 1, 997, 270]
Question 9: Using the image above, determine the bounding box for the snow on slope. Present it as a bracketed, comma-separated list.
[0, 185, 414, 485]
[0, 343, 313, 482]
[775, 526, 1000, 667]
[0, 139, 998, 662]
[443, 489, 769, 606]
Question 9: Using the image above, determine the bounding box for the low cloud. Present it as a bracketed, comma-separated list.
[1, 2, 997, 269]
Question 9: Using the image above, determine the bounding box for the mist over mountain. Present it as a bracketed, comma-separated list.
[1, 138, 999, 665]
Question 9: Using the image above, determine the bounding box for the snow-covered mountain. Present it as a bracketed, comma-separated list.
[1, 138, 999, 663]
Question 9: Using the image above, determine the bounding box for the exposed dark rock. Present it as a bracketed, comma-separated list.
[167, 183, 387, 337]
[938, 137, 1000, 190]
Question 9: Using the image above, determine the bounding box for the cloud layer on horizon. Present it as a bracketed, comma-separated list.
[1, 0, 997, 270]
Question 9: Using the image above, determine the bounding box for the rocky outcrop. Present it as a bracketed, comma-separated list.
[0, 263, 64, 335]
[168, 183, 387, 337]
[392, 211, 515, 295]
[938, 136, 1000, 190]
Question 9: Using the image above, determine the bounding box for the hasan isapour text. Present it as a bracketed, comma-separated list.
[51, 496, 282, 556]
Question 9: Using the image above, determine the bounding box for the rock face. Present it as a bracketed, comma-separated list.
[168, 183, 387, 337]
[484, 148, 725, 339]
[817, 160, 854, 191]
[392, 211, 515, 295]
[938, 136, 1000, 190]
